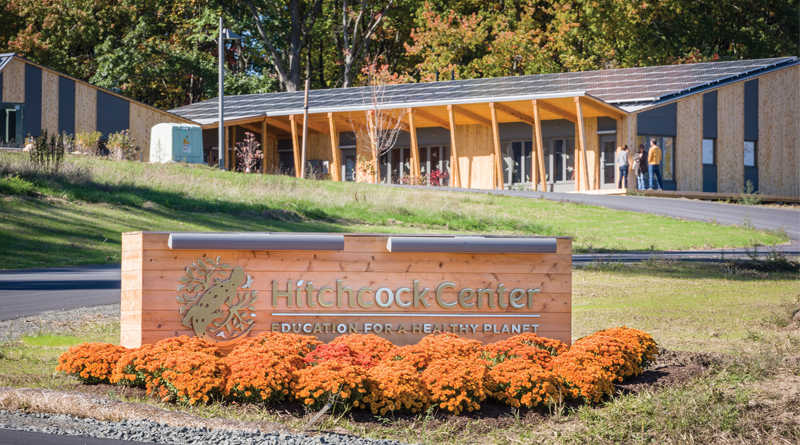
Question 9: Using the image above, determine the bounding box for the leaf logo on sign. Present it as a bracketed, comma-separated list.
[176, 257, 258, 344]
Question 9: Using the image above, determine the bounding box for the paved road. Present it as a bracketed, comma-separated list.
[0, 265, 120, 321]
[0, 429, 157, 445]
[446, 188, 800, 242]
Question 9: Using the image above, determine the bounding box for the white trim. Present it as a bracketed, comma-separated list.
[596, 130, 616, 135]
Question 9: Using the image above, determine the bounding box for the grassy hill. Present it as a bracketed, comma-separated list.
[0, 152, 787, 269]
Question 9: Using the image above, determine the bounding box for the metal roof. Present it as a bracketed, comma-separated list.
[170, 56, 798, 124]
[0, 53, 16, 73]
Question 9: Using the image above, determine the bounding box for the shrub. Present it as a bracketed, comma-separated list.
[149, 350, 228, 404]
[235, 132, 264, 173]
[482, 333, 568, 369]
[74, 131, 101, 155]
[487, 358, 563, 408]
[421, 357, 489, 415]
[329, 334, 395, 365]
[363, 360, 430, 415]
[304, 343, 375, 368]
[294, 360, 368, 410]
[386, 343, 430, 371]
[569, 334, 639, 382]
[551, 350, 615, 404]
[56, 343, 129, 384]
[107, 129, 138, 161]
[595, 326, 659, 370]
[225, 351, 295, 405]
[28, 129, 66, 173]
[231, 332, 320, 369]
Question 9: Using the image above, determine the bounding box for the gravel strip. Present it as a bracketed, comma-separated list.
[0, 410, 407, 444]
[0, 304, 120, 343]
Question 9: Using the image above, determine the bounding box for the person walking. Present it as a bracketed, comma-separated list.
[648, 138, 663, 190]
[633, 145, 646, 189]
[617, 145, 629, 188]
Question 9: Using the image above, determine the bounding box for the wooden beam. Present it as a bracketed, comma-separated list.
[532, 100, 547, 192]
[447, 105, 461, 188]
[536, 100, 578, 123]
[264, 117, 293, 134]
[494, 102, 537, 127]
[407, 108, 421, 178]
[579, 96, 625, 120]
[331, 113, 354, 130]
[367, 111, 379, 183]
[413, 108, 450, 129]
[261, 118, 268, 174]
[239, 122, 262, 134]
[327, 113, 340, 181]
[449, 105, 491, 128]
[574, 98, 590, 191]
[305, 117, 330, 135]
[488, 103, 504, 190]
[202, 115, 266, 130]
[289, 115, 302, 178]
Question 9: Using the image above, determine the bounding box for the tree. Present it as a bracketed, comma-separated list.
[338, 0, 396, 88]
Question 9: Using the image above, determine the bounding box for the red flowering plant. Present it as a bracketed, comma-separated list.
[329, 334, 395, 366]
[56, 343, 129, 384]
[294, 360, 368, 411]
[421, 357, 489, 415]
[486, 357, 563, 408]
[363, 360, 430, 415]
[225, 350, 295, 405]
[149, 350, 228, 404]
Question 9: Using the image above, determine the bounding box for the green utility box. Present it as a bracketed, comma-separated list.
[149, 123, 204, 164]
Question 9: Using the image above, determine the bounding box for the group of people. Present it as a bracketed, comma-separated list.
[616, 139, 663, 190]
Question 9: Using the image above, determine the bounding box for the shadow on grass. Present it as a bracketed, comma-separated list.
[582, 261, 799, 282]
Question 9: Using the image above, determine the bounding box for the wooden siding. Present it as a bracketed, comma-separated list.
[758, 65, 799, 197]
[129, 102, 189, 159]
[455, 124, 494, 189]
[676, 94, 703, 191]
[1, 58, 25, 103]
[617, 114, 637, 188]
[121, 232, 573, 349]
[307, 133, 335, 168]
[716, 83, 745, 193]
[263, 131, 279, 172]
[586, 117, 599, 190]
[74, 82, 97, 134]
[41, 69, 59, 135]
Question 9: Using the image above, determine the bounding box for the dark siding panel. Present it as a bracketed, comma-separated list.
[0, 72, 3, 102]
[703, 91, 717, 139]
[58, 77, 76, 136]
[597, 116, 616, 132]
[24, 65, 42, 137]
[744, 167, 758, 192]
[96, 91, 129, 138]
[637, 103, 676, 136]
[703, 164, 717, 192]
[744, 80, 758, 141]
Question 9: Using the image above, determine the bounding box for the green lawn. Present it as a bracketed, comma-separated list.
[0, 152, 787, 269]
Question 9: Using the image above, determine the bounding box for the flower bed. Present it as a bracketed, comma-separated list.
[56, 328, 658, 414]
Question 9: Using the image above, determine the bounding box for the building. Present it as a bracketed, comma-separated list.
[181, 57, 791, 198]
[0, 53, 192, 155]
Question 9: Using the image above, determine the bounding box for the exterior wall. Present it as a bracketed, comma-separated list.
[617, 114, 637, 188]
[1, 58, 25, 103]
[574, 117, 597, 191]
[307, 133, 335, 176]
[758, 65, 799, 197]
[74, 82, 97, 133]
[676, 94, 703, 191]
[130, 102, 188, 159]
[716, 83, 745, 193]
[454, 124, 494, 189]
[41, 69, 59, 135]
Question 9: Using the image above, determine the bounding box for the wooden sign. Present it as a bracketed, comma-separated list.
[121, 232, 572, 350]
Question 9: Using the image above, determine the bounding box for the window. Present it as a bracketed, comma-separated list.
[743, 141, 756, 167]
[702, 139, 715, 165]
[637, 135, 675, 181]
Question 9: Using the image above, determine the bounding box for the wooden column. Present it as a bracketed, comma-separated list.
[289, 115, 301, 177]
[367, 111, 380, 183]
[532, 100, 547, 192]
[488, 103, 504, 190]
[446, 105, 461, 188]
[327, 113, 340, 181]
[261, 118, 268, 174]
[574, 98, 590, 191]
[228, 125, 236, 172]
[407, 108, 421, 178]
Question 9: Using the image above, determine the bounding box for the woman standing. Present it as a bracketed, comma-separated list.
[617, 145, 629, 188]
[632, 145, 646, 190]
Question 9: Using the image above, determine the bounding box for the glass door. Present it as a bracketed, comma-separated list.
[341, 149, 356, 182]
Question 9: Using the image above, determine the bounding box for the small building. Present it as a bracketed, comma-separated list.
[169, 57, 798, 197]
[0, 53, 192, 156]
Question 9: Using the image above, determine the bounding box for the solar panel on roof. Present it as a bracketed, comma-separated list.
[169, 57, 798, 121]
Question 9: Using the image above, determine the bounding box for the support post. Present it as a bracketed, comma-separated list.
[290, 115, 301, 177]
[488, 103, 504, 190]
[228, 125, 236, 172]
[447, 105, 461, 188]
[367, 111, 380, 183]
[261, 118, 268, 174]
[575, 98, 590, 191]
[407, 108, 421, 178]
[532, 100, 547, 192]
[300, 78, 310, 178]
[328, 113, 339, 181]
